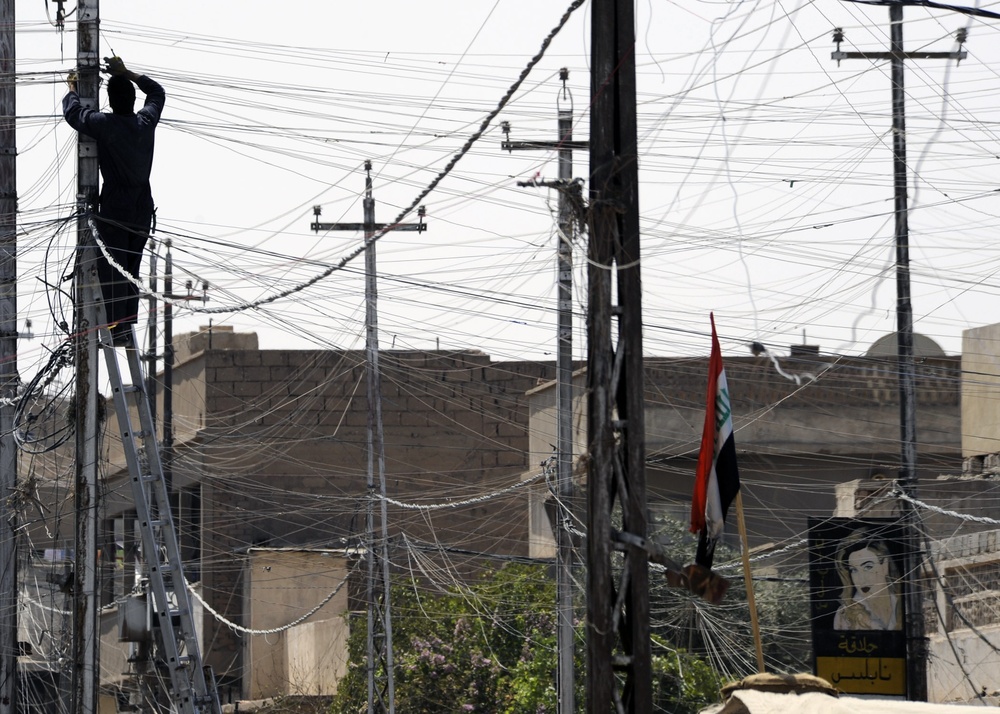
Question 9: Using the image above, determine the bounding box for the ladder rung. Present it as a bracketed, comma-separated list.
[161, 610, 186, 627]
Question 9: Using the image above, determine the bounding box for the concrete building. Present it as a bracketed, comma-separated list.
[524, 332, 1000, 705]
[833, 322, 1000, 704]
[97, 329, 969, 704]
[526, 346, 962, 559]
[21, 326, 988, 708]
[93, 326, 554, 704]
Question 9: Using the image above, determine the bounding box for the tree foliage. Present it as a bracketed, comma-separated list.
[328, 562, 724, 714]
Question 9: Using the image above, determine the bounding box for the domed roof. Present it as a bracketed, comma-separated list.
[865, 333, 946, 358]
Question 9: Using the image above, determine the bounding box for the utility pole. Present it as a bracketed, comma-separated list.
[587, 1, 651, 712]
[0, 0, 17, 711]
[162, 240, 207, 556]
[71, 1, 102, 713]
[164, 241, 174, 503]
[832, 17, 966, 702]
[161, 239, 207, 500]
[311, 163, 426, 714]
[501, 68, 587, 714]
[145, 239, 158, 426]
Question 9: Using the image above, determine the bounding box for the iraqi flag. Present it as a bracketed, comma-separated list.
[690, 314, 740, 569]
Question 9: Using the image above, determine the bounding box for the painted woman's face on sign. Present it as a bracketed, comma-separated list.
[847, 546, 890, 596]
[833, 536, 902, 631]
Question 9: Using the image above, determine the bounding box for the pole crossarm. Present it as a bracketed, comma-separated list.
[502, 139, 589, 152]
[613, 530, 729, 604]
[516, 177, 582, 190]
[832, 50, 966, 61]
[311, 203, 427, 235]
[311, 222, 426, 233]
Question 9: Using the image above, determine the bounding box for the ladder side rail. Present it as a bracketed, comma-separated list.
[122, 335, 210, 670]
[121, 327, 220, 713]
[98, 326, 204, 713]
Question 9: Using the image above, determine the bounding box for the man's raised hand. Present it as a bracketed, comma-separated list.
[103, 56, 127, 76]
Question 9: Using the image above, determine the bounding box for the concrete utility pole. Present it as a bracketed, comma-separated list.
[71, 1, 102, 713]
[145, 240, 158, 426]
[161, 240, 207, 500]
[311, 163, 426, 714]
[0, 0, 17, 711]
[587, 0, 651, 712]
[832, 17, 966, 702]
[501, 68, 587, 714]
[162, 241, 207, 564]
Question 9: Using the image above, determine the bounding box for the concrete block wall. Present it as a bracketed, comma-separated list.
[850, 476, 1000, 542]
[526, 354, 962, 558]
[643, 354, 959, 412]
[640, 355, 960, 457]
[197, 349, 551, 543]
[176, 346, 552, 687]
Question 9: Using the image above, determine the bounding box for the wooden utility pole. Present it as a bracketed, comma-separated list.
[832, 18, 966, 701]
[0, 0, 17, 711]
[587, 1, 651, 712]
[502, 69, 587, 714]
[71, 1, 102, 713]
[311, 163, 426, 714]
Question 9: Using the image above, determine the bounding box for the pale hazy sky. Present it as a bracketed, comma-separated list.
[13, 0, 1000, 381]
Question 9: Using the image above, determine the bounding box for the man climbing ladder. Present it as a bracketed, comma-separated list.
[63, 56, 165, 346]
[63, 54, 219, 712]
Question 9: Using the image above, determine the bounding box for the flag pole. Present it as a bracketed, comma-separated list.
[734, 491, 765, 673]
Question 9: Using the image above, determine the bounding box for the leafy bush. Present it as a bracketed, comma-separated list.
[329, 562, 722, 713]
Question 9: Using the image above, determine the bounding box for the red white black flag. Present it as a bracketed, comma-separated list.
[690, 313, 741, 569]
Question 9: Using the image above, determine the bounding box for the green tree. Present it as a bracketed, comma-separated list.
[329, 562, 723, 713]
[652, 643, 724, 714]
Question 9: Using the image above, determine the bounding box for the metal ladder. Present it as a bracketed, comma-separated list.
[98, 321, 221, 714]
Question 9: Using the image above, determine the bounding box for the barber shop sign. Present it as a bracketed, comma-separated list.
[807, 517, 908, 696]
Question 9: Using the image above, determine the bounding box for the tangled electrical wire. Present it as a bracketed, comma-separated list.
[13, 337, 79, 454]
